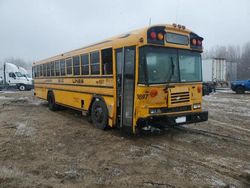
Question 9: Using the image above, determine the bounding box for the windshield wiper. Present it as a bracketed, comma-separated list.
[166, 56, 175, 83]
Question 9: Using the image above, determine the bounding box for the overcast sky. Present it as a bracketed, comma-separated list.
[0, 0, 249, 63]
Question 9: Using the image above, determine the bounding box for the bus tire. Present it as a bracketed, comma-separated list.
[91, 99, 108, 130]
[235, 86, 245, 94]
[18, 84, 26, 91]
[48, 92, 59, 111]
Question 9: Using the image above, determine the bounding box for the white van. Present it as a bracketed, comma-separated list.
[0, 63, 33, 91]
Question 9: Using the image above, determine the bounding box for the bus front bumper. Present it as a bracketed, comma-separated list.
[137, 111, 208, 127]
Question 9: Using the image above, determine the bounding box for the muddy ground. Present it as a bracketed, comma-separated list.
[0, 90, 250, 188]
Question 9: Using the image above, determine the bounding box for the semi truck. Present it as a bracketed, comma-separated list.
[202, 58, 237, 94]
[18, 66, 33, 80]
[0, 63, 33, 91]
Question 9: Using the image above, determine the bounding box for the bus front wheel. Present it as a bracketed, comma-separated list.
[91, 99, 108, 130]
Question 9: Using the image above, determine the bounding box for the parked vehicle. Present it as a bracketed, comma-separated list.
[231, 80, 250, 94]
[202, 58, 237, 95]
[0, 63, 33, 91]
[18, 66, 34, 86]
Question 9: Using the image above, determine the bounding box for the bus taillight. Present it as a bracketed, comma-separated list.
[150, 32, 157, 39]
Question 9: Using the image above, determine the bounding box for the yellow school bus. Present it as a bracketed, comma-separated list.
[33, 23, 208, 134]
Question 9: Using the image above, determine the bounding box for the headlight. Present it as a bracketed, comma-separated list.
[149, 108, 161, 114]
[193, 103, 201, 109]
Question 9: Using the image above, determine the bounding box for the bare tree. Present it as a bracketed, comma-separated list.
[204, 44, 241, 62]
[3, 57, 32, 69]
[237, 42, 250, 79]
[226, 45, 241, 62]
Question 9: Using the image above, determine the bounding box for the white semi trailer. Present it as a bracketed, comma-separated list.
[0, 63, 33, 91]
[202, 58, 237, 87]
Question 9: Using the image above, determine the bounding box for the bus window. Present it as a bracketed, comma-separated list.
[34, 66, 37, 77]
[101, 48, 113, 75]
[43, 64, 47, 77]
[73, 56, 80, 75]
[90, 51, 100, 75]
[51, 62, 55, 76]
[37, 66, 40, 77]
[55, 61, 60, 76]
[39, 65, 43, 77]
[66, 58, 73, 75]
[80, 54, 89, 75]
[60, 59, 66, 76]
[47, 63, 51, 76]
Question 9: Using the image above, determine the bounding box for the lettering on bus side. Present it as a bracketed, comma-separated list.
[72, 78, 84, 84]
[58, 78, 64, 83]
[96, 80, 104, 85]
[45, 79, 52, 83]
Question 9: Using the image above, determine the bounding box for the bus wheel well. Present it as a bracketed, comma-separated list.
[88, 95, 106, 115]
[47, 90, 54, 101]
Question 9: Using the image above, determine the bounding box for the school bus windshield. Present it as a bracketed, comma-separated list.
[139, 46, 202, 84]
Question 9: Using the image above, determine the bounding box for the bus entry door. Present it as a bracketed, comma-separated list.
[115, 46, 136, 131]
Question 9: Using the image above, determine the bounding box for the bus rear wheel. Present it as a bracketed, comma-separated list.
[48, 92, 59, 111]
[91, 99, 108, 130]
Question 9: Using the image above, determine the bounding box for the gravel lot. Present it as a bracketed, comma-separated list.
[0, 90, 250, 188]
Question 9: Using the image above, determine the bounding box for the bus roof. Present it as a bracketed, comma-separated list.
[34, 24, 195, 66]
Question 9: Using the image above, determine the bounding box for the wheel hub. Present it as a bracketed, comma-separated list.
[95, 106, 103, 122]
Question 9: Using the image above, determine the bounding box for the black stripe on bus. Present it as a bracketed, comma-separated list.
[34, 75, 113, 79]
[35, 86, 114, 97]
[56, 101, 84, 111]
[35, 82, 114, 88]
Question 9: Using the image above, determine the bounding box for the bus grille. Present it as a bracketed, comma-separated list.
[170, 91, 190, 104]
[161, 105, 191, 113]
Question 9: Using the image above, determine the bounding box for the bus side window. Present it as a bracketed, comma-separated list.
[34, 66, 37, 78]
[66, 58, 73, 75]
[73, 56, 80, 75]
[55, 61, 60, 76]
[80, 54, 89, 75]
[40, 65, 43, 77]
[43, 64, 47, 77]
[37, 66, 40, 77]
[101, 48, 113, 75]
[60, 59, 66, 76]
[51, 62, 55, 76]
[47, 63, 51, 77]
[90, 51, 100, 75]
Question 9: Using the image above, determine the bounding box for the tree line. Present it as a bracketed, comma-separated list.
[0, 57, 32, 70]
